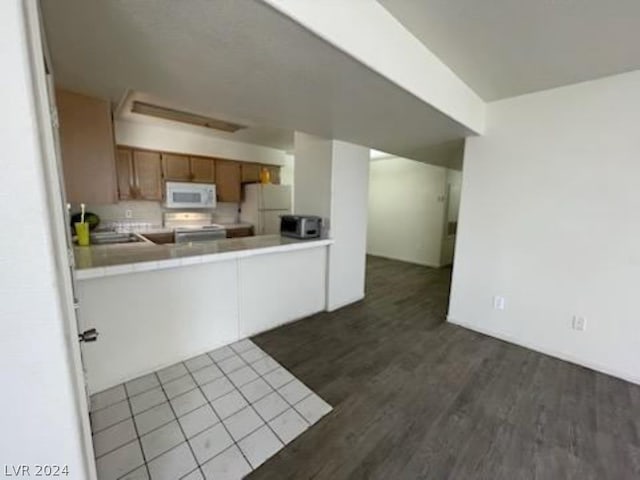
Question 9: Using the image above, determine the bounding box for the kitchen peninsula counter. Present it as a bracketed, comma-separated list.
[74, 235, 332, 393]
[75, 235, 332, 280]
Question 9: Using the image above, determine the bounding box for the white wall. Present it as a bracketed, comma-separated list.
[263, 0, 485, 134]
[293, 132, 333, 226]
[449, 70, 640, 385]
[294, 132, 370, 310]
[367, 157, 447, 267]
[115, 119, 288, 166]
[328, 141, 370, 309]
[1, 0, 91, 475]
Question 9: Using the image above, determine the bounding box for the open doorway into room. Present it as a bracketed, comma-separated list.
[366, 141, 464, 270]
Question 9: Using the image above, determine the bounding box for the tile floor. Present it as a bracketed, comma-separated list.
[90, 339, 332, 480]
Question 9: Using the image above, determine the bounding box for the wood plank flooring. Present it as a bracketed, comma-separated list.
[250, 255, 640, 480]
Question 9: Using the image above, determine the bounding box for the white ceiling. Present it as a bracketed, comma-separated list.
[379, 0, 640, 101]
[40, 0, 473, 160]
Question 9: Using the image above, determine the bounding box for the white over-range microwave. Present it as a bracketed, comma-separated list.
[165, 181, 216, 209]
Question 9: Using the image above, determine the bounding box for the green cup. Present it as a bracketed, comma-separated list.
[75, 222, 90, 246]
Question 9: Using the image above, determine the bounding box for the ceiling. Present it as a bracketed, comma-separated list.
[379, 0, 640, 101]
[40, 0, 473, 161]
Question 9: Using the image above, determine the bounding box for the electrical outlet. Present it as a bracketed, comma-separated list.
[572, 316, 587, 331]
[125, 209, 133, 219]
[493, 296, 506, 311]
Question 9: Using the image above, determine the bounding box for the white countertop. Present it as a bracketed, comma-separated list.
[75, 235, 333, 280]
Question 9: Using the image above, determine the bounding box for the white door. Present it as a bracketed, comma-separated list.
[260, 184, 292, 210]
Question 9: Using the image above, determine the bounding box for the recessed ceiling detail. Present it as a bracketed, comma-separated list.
[131, 101, 246, 133]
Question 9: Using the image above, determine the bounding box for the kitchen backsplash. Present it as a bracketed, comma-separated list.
[84, 201, 240, 231]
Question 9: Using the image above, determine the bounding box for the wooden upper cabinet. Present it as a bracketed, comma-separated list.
[116, 147, 134, 200]
[215, 160, 241, 203]
[190, 157, 215, 183]
[162, 153, 191, 181]
[241, 163, 261, 183]
[56, 89, 118, 204]
[133, 150, 163, 200]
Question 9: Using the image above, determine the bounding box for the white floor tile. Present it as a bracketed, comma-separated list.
[295, 394, 332, 424]
[140, 421, 185, 461]
[92, 400, 131, 432]
[227, 365, 259, 388]
[179, 404, 219, 439]
[217, 355, 246, 374]
[269, 408, 308, 444]
[181, 469, 204, 480]
[189, 423, 234, 464]
[263, 368, 295, 389]
[163, 375, 196, 399]
[130, 388, 166, 415]
[237, 425, 283, 469]
[200, 377, 235, 402]
[222, 406, 264, 441]
[93, 418, 137, 457]
[134, 403, 175, 436]
[120, 465, 149, 479]
[251, 392, 289, 421]
[170, 389, 207, 417]
[239, 377, 273, 403]
[239, 347, 267, 364]
[201, 445, 252, 480]
[185, 354, 213, 372]
[278, 379, 312, 405]
[147, 443, 197, 480]
[230, 338, 256, 354]
[210, 390, 248, 420]
[192, 364, 224, 385]
[126, 374, 160, 397]
[250, 356, 280, 376]
[208, 345, 235, 363]
[91, 384, 126, 411]
[95, 440, 144, 480]
[157, 363, 188, 384]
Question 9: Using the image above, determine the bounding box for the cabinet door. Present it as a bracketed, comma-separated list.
[116, 147, 134, 200]
[56, 89, 118, 204]
[190, 156, 215, 183]
[162, 153, 191, 181]
[133, 150, 163, 200]
[241, 163, 260, 183]
[215, 160, 242, 203]
[267, 166, 281, 185]
[226, 227, 254, 238]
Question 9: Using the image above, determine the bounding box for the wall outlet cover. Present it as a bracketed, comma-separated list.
[572, 316, 587, 331]
[493, 296, 506, 311]
[125, 209, 133, 219]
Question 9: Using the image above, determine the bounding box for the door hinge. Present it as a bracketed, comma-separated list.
[50, 107, 59, 129]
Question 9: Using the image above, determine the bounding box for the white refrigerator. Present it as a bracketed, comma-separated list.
[240, 184, 292, 235]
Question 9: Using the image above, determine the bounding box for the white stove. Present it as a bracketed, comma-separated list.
[164, 212, 227, 243]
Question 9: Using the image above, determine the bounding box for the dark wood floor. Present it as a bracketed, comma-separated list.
[251, 256, 640, 480]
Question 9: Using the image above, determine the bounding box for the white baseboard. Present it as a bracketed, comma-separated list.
[447, 316, 640, 386]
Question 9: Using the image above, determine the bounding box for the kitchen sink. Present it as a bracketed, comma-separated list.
[89, 232, 150, 245]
